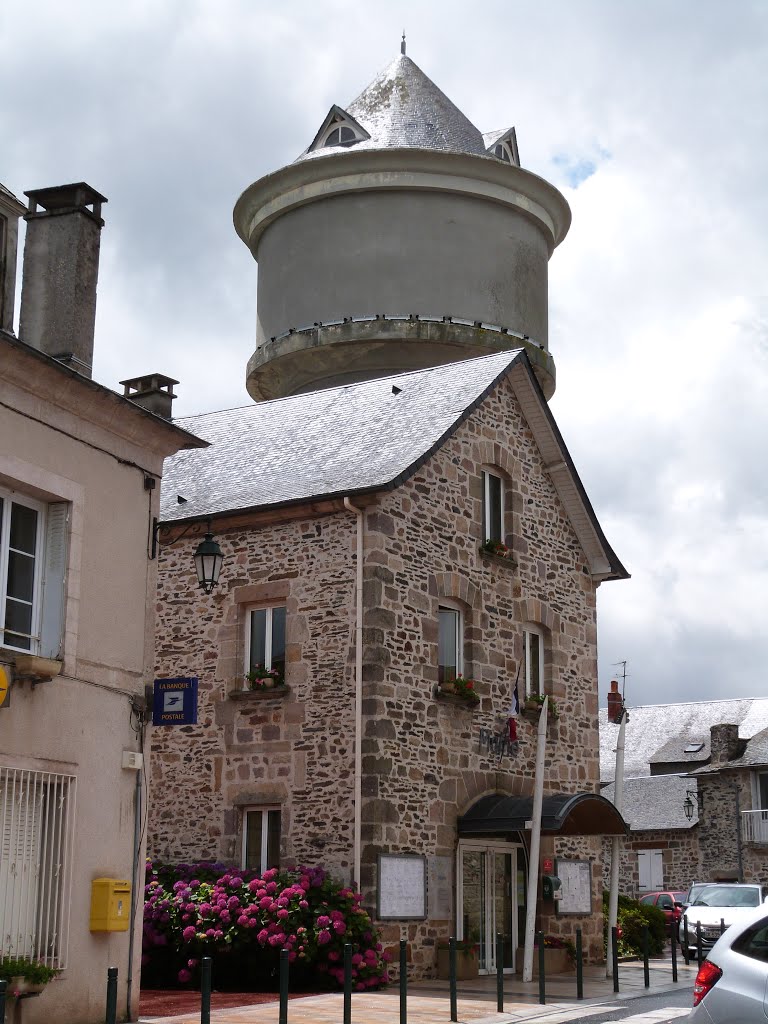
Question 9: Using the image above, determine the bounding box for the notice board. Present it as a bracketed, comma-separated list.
[555, 859, 592, 915]
[377, 854, 427, 920]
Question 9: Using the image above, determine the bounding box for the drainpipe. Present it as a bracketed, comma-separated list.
[343, 497, 364, 890]
[522, 698, 548, 982]
[126, 765, 142, 1019]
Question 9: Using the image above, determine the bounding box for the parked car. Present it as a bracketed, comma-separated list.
[689, 902, 768, 1022]
[638, 890, 686, 934]
[679, 883, 768, 960]
[684, 882, 716, 908]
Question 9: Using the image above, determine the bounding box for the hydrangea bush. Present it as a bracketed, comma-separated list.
[142, 860, 390, 991]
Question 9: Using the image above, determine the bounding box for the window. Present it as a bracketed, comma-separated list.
[242, 807, 281, 873]
[732, 917, 768, 963]
[438, 606, 462, 684]
[0, 488, 68, 657]
[481, 470, 504, 544]
[0, 766, 76, 967]
[245, 606, 286, 685]
[324, 124, 357, 147]
[522, 627, 543, 698]
[494, 143, 513, 163]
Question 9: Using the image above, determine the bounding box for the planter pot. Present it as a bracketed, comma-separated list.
[515, 947, 573, 976]
[9, 976, 47, 995]
[440, 681, 456, 694]
[436, 945, 479, 980]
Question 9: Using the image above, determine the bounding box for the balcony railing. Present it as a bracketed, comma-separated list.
[742, 809, 768, 844]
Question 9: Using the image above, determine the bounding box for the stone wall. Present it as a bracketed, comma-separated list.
[600, 830, 701, 895]
[149, 372, 606, 973]
[697, 771, 768, 885]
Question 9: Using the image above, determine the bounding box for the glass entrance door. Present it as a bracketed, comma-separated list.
[458, 842, 522, 973]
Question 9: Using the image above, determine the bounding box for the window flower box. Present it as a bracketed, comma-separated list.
[479, 540, 517, 567]
[13, 654, 62, 682]
[438, 676, 480, 705]
[521, 694, 559, 721]
[0, 956, 59, 998]
[245, 664, 285, 691]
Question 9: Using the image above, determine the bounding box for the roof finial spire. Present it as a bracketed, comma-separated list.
[401, 31, 406, 55]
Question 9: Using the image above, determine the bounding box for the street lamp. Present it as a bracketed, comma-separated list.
[683, 789, 703, 821]
[193, 532, 224, 594]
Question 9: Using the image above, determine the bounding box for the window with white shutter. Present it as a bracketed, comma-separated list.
[0, 489, 68, 656]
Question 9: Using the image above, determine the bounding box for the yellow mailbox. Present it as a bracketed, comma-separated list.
[90, 878, 131, 932]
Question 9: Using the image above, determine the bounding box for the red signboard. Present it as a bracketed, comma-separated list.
[542, 857, 554, 874]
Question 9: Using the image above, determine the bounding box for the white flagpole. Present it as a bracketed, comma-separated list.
[606, 707, 627, 975]
[522, 697, 548, 982]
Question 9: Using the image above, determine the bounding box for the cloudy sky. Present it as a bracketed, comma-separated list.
[2, 0, 767, 709]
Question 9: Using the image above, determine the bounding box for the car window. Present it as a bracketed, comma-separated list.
[732, 918, 768, 963]
[694, 886, 760, 908]
[657, 896, 673, 909]
[640, 895, 655, 905]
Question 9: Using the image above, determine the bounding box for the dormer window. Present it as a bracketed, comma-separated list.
[306, 105, 371, 155]
[484, 127, 520, 167]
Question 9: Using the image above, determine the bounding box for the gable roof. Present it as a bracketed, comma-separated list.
[296, 54, 488, 162]
[599, 698, 768, 782]
[160, 350, 626, 580]
[305, 105, 371, 153]
[690, 726, 768, 774]
[601, 775, 696, 831]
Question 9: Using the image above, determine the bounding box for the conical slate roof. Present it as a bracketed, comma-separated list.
[297, 54, 488, 161]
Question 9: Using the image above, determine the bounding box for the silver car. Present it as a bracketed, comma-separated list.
[688, 902, 768, 1022]
[679, 883, 766, 960]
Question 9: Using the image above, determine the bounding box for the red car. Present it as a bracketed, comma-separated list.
[639, 890, 687, 933]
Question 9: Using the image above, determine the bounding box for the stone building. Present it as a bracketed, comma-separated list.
[0, 182, 202, 1023]
[148, 49, 628, 974]
[599, 698, 768, 895]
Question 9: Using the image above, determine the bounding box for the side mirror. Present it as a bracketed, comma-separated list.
[674, 902, 684, 909]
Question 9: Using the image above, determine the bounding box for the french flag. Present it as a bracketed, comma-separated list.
[508, 675, 520, 742]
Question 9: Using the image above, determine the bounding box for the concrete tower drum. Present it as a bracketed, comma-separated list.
[234, 51, 571, 401]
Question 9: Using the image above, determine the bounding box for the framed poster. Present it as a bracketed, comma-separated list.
[555, 859, 592, 915]
[377, 854, 427, 920]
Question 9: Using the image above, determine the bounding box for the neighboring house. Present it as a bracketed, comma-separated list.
[147, 49, 629, 976]
[599, 698, 768, 896]
[0, 182, 201, 1023]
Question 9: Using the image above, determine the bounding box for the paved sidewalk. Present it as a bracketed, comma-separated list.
[140, 957, 698, 1024]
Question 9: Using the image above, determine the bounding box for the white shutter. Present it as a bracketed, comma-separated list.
[638, 849, 664, 892]
[39, 503, 69, 659]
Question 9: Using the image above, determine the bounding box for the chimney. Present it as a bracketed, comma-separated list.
[120, 373, 179, 420]
[19, 182, 107, 377]
[709, 723, 745, 765]
[0, 183, 27, 333]
[606, 679, 624, 724]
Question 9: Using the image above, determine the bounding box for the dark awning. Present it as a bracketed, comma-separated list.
[457, 792, 627, 837]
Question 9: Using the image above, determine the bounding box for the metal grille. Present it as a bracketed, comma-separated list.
[0, 766, 76, 968]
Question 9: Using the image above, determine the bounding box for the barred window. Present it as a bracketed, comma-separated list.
[0, 767, 76, 968]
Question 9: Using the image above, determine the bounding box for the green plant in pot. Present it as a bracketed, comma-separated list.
[0, 955, 60, 996]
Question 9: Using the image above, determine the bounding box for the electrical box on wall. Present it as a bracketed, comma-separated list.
[122, 750, 143, 770]
[90, 878, 131, 932]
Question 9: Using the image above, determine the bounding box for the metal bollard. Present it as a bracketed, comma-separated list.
[696, 922, 703, 967]
[343, 943, 352, 1024]
[576, 928, 584, 999]
[200, 957, 212, 1024]
[400, 939, 407, 1024]
[449, 937, 457, 1023]
[537, 930, 546, 1004]
[105, 966, 118, 1024]
[671, 923, 678, 983]
[496, 933, 504, 1012]
[0, 978, 6, 1024]
[720, 917, 726, 936]
[642, 925, 650, 988]
[611, 926, 619, 993]
[683, 918, 690, 964]
[279, 948, 289, 1024]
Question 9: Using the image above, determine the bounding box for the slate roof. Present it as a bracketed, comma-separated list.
[599, 699, 768, 783]
[690, 726, 768, 774]
[159, 351, 626, 582]
[601, 775, 696, 831]
[297, 54, 489, 162]
[161, 351, 526, 520]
